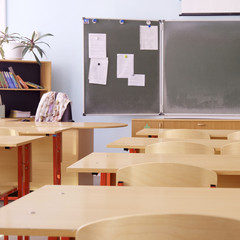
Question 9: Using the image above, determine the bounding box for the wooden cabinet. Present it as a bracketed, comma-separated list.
[132, 118, 240, 136]
[0, 60, 51, 117]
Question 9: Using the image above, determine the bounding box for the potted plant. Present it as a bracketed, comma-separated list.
[19, 31, 53, 65]
[0, 27, 23, 60]
[0, 27, 53, 65]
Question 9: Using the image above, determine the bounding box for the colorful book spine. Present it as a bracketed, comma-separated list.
[25, 81, 43, 89]
[9, 72, 19, 88]
[4, 71, 15, 88]
[0, 72, 4, 88]
[2, 72, 10, 88]
[8, 66, 22, 88]
[0, 72, 8, 88]
[16, 75, 29, 89]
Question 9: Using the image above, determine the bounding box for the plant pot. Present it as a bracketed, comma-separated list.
[2, 42, 24, 60]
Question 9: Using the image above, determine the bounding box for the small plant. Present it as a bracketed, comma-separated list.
[0, 27, 20, 58]
[0, 27, 53, 65]
[19, 31, 53, 65]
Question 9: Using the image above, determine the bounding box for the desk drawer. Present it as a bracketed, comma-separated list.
[163, 120, 240, 130]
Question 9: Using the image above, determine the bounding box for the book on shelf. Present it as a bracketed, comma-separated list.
[25, 81, 43, 89]
[0, 66, 43, 89]
[8, 67, 22, 89]
[0, 72, 8, 88]
[3, 71, 15, 88]
[10, 109, 31, 118]
[15, 75, 29, 89]
[0, 72, 6, 88]
[9, 72, 20, 88]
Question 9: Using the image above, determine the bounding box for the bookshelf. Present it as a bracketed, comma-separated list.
[0, 60, 51, 117]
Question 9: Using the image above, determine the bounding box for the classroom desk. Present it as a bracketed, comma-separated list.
[14, 126, 71, 186]
[1, 185, 240, 236]
[136, 128, 237, 139]
[0, 120, 128, 187]
[67, 152, 240, 187]
[0, 136, 44, 197]
[107, 137, 238, 154]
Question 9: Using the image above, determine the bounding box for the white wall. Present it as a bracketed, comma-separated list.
[6, 0, 239, 152]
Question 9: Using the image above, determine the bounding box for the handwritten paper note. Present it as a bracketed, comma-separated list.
[117, 54, 134, 78]
[140, 25, 158, 50]
[88, 58, 108, 85]
[128, 74, 145, 87]
[88, 33, 107, 58]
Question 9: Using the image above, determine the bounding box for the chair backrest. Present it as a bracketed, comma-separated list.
[76, 213, 240, 240]
[0, 127, 18, 136]
[35, 91, 73, 122]
[159, 129, 210, 139]
[145, 141, 214, 155]
[221, 142, 240, 155]
[116, 162, 217, 187]
[227, 131, 240, 140]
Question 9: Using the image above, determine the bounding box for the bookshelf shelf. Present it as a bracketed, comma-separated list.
[0, 60, 51, 117]
[0, 88, 48, 91]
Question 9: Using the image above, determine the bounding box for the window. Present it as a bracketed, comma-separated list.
[0, 0, 6, 30]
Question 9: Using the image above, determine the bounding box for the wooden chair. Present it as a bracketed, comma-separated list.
[159, 129, 210, 139]
[227, 131, 240, 140]
[116, 162, 217, 187]
[76, 213, 240, 240]
[145, 141, 214, 155]
[221, 142, 240, 155]
[0, 127, 18, 136]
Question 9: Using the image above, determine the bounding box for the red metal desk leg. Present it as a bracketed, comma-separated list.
[23, 143, 31, 196]
[129, 149, 139, 153]
[100, 173, 107, 186]
[53, 133, 62, 185]
[100, 173, 116, 186]
[17, 146, 23, 198]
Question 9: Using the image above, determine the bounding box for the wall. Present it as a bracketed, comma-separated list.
[6, 0, 240, 152]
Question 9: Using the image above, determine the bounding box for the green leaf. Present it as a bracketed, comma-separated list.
[35, 33, 53, 42]
[32, 51, 41, 66]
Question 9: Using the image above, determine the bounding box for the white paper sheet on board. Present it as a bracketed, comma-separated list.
[140, 25, 158, 50]
[88, 33, 107, 58]
[117, 54, 134, 78]
[88, 58, 108, 85]
[128, 74, 145, 87]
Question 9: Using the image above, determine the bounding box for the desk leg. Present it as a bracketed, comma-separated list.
[100, 173, 116, 186]
[53, 133, 62, 185]
[100, 173, 107, 186]
[129, 149, 139, 153]
[17, 146, 23, 198]
[23, 143, 31, 196]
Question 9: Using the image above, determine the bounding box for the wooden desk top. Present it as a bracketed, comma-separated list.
[0, 136, 45, 147]
[1, 185, 240, 236]
[136, 128, 236, 138]
[66, 152, 240, 175]
[12, 126, 71, 135]
[107, 137, 237, 152]
[0, 120, 128, 129]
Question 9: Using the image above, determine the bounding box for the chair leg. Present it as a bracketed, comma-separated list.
[3, 196, 8, 240]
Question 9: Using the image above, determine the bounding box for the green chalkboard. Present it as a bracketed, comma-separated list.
[83, 18, 160, 115]
[163, 20, 240, 115]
